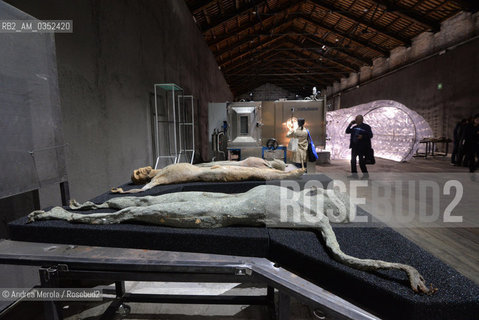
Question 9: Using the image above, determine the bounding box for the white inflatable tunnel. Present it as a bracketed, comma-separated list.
[326, 100, 433, 162]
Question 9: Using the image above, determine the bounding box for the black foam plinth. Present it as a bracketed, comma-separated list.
[267, 224, 479, 320]
[8, 176, 479, 320]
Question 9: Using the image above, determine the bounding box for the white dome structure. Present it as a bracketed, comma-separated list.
[326, 100, 433, 162]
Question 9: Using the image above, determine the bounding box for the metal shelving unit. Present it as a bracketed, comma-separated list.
[153, 83, 184, 169]
[177, 94, 195, 164]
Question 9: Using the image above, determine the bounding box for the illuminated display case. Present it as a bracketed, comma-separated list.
[326, 100, 433, 162]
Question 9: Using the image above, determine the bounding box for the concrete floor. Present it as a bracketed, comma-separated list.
[61, 283, 315, 320]
[317, 156, 479, 284]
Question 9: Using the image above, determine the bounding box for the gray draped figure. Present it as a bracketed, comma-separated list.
[28, 185, 435, 294]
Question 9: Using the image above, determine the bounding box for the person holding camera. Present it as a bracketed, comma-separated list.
[345, 115, 373, 177]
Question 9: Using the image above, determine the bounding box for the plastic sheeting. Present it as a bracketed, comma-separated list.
[326, 100, 433, 162]
[0, 2, 66, 199]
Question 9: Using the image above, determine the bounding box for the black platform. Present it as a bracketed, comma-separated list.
[8, 175, 479, 320]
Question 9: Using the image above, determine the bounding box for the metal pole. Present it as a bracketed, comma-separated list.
[154, 85, 159, 166]
[59, 181, 70, 206]
[177, 94, 183, 163]
[191, 96, 195, 164]
[278, 291, 291, 320]
[172, 87, 178, 163]
[39, 266, 63, 320]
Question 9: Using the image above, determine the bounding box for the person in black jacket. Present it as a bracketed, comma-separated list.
[345, 115, 373, 177]
[464, 113, 479, 172]
[451, 119, 467, 165]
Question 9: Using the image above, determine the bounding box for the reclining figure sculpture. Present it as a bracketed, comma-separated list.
[28, 185, 434, 294]
[132, 158, 285, 186]
[121, 163, 303, 194]
[195, 157, 286, 171]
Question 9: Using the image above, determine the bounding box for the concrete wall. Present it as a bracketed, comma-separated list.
[325, 12, 479, 141]
[237, 83, 296, 101]
[336, 36, 479, 141]
[5, 0, 233, 203]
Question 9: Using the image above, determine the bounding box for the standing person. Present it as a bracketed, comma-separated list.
[345, 115, 373, 178]
[452, 119, 468, 166]
[463, 113, 479, 173]
[287, 118, 309, 169]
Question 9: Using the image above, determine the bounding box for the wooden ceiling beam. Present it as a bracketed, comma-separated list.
[218, 34, 288, 68]
[306, 0, 411, 45]
[226, 69, 334, 90]
[370, 0, 441, 31]
[283, 36, 360, 72]
[302, 35, 371, 66]
[291, 23, 372, 65]
[226, 61, 334, 84]
[220, 38, 293, 71]
[203, 8, 211, 25]
[214, 19, 293, 60]
[231, 82, 263, 96]
[221, 35, 359, 72]
[261, 77, 326, 90]
[232, 79, 313, 97]
[222, 36, 350, 75]
[223, 50, 286, 74]
[297, 15, 389, 56]
[214, 17, 372, 67]
[276, 50, 349, 83]
[206, 2, 300, 47]
[225, 52, 344, 83]
[232, 79, 315, 94]
[453, 0, 479, 12]
[222, 38, 352, 83]
[200, 0, 269, 34]
[231, 78, 307, 98]
[228, 65, 346, 77]
[277, 51, 347, 79]
[259, 39, 355, 75]
[191, 0, 218, 14]
[226, 71, 333, 87]
[271, 64, 335, 86]
[224, 52, 286, 76]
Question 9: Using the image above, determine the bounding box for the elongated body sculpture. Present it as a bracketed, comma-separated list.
[117, 163, 304, 194]
[195, 157, 286, 171]
[28, 185, 434, 294]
